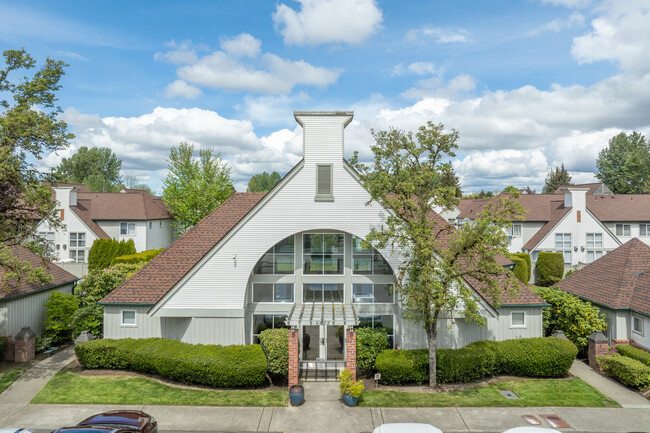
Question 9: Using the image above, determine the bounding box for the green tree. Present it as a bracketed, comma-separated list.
[122, 174, 153, 194]
[55, 146, 122, 192]
[162, 142, 234, 232]
[542, 163, 573, 194]
[44, 291, 79, 343]
[502, 185, 519, 193]
[351, 122, 524, 388]
[595, 132, 650, 194]
[462, 189, 495, 199]
[0, 49, 73, 287]
[247, 171, 282, 193]
[439, 164, 462, 199]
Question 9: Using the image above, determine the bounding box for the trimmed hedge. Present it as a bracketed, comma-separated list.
[111, 248, 164, 266]
[616, 344, 650, 368]
[258, 328, 289, 379]
[536, 252, 564, 287]
[75, 338, 267, 388]
[0, 336, 7, 358]
[375, 337, 578, 385]
[88, 239, 136, 271]
[356, 327, 390, 374]
[512, 253, 531, 282]
[597, 354, 650, 390]
[510, 257, 528, 284]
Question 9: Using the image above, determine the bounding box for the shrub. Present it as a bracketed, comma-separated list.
[437, 341, 498, 383]
[536, 286, 608, 353]
[88, 239, 136, 271]
[111, 248, 164, 266]
[536, 252, 564, 286]
[0, 336, 7, 358]
[338, 369, 364, 398]
[258, 328, 289, 379]
[35, 334, 54, 354]
[375, 349, 429, 385]
[512, 253, 531, 282]
[75, 338, 267, 388]
[510, 257, 528, 284]
[44, 291, 79, 343]
[494, 337, 577, 377]
[597, 354, 650, 390]
[616, 344, 650, 368]
[564, 269, 575, 278]
[356, 328, 389, 374]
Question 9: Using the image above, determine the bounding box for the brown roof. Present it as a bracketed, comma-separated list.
[0, 245, 78, 300]
[70, 200, 110, 239]
[587, 194, 650, 221]
[43, 182, 91, 193]
[101, 193, 265, 305]
[555, 238, 650, 316]
[76, 191, 171, 221]
[458, 194, 565, 221]
[522, 205, 571, 250]
[553, 183, 608, 195]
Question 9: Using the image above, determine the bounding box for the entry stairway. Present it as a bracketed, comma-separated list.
[299, 360, 346, 381]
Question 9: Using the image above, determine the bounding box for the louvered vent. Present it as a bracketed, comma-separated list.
[315, 164, 333, 201]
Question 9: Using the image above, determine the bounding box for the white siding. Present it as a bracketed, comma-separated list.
[37, 199, 97, 263]
[146, 219, 175, 250]
[103, 306, 162, 339]
[96, 220, 148, 252]
[632, 315, 650, 351]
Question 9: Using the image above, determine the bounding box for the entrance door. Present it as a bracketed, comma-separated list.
[302, 325, 345, 361]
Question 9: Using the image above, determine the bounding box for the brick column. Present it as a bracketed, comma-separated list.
[14, 327, 35, 363]
[2, 335, 15, 362]
[288, 328, 299, 389]
[588, 330, 609, 370]
[345, 328, 357, 381]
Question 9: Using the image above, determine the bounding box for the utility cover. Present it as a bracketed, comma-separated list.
[499, 390, 519, 399]
[541, 414, 570, 428]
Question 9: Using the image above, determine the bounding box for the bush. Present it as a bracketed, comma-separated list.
[111, 248, 164, 266]
[616, 344, 650, 368]
[510, 257, 528, 284]
[258, 328, 289, 379]
[35, 334, 54, 354]
[375, 337, 577, 385]
[88, 239, 136, 271]
[597, 354, 650, 390]
[44, 291, 79, 343]
[536, 252, 564, 286]
[356, 328, 389, 374]
[512, 253, 531, 282]
[0, 336, 7, 358]
[75, 338, 267, 388]
[536, 286, 608, 354]
[564, 269, 575, 278]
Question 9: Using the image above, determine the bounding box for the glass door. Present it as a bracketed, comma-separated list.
[302, 325, 345, 361]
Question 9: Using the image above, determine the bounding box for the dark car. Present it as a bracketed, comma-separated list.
[52, 410, 158, 433]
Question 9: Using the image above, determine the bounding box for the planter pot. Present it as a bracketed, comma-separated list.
[289, 384, 305, 406]
[342, 393, 359, 407]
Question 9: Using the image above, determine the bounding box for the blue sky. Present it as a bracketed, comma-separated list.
[2, 0, 649, 193]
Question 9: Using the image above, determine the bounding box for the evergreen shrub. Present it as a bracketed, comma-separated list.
[88, 239, 136, 271]
[616, 344, 650, 368]
[110, 248, 164, 266]
[597, 354, 650, 390]
[536, 252, 564, 286]
[512, 253, 531, 281]
[356, 327, 389, 374]
[258, 328, 289, 379]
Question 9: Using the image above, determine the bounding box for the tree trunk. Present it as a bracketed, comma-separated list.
[426, 320, 438, 388]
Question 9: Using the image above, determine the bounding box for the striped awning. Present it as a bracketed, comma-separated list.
[287, 302, 359, 326]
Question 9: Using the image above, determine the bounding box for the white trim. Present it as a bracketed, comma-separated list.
[120, 221, 136, 236]
[632, 314, 644, 336]
[121, 309, 137, 327]
[510, 311, 527, 328]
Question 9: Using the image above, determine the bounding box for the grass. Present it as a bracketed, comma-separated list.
[359, 377, 619, 407]
[32, 371, 288, 407]
[0, 365, 30, 394]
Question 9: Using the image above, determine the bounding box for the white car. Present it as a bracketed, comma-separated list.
[0, 429, 35, 433]
[372, 424, 443, 433]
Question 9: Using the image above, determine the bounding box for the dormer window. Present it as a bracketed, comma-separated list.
[315, 164, 333, 202]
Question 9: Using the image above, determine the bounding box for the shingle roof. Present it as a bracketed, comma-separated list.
[101, 193, 265, 305]
[76, 191, 171, 221]
[555, 238, 650, 316]
[458, 194, 565, 221]
[522, 205, 571, 250]
[0, 245, 78, 300]
[70, 200, 110, 239]
[587, 194, 650, 221]
[553, 183, 608, 195]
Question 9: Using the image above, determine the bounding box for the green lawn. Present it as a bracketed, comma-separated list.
[32, 371, 288, 407]
[359, 377, 618, 407]
[0, 365, 29, 394]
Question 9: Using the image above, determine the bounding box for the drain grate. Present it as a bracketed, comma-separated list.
[499, 390, 520, 399]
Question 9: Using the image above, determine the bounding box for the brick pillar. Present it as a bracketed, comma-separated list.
[345, 328, 357, 381]
[288, 328, 299, 390]
[2, 335, 15, 362]
[588, 330, 609, 370]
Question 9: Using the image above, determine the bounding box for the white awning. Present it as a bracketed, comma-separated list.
[287, 302, 359, 326]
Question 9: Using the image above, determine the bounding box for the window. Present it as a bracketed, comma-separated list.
[555, 233, 572, 264]
[358, 315, 394, 348]
[121, 310, 136, 326]
[586, 233, 603, 248]
[159, 221, 163, 228]
[120, 222, 136, 235]
[69, 232, 86, 263]
[586, 250, 604, 263]
[303, 283, 344, 303]
[616, 224, 631, 236]
[252, 283, 294, 303]
[640, 224, 650, 236]
[70, 249, 85, 263]
[303, 234, 344, 274]
[632, 315, 644, 335]
[506, 223, 522, 237]
[149, 222, 152, 229]
[38, 231, 55, 245]
[353, 284, 394, 303]
[352, 236, 392, 275]
[252, 314, 288, 343]
[315, 164, 333, 201]
[511, 312, 526, 327]
[254, 236, 295, 275]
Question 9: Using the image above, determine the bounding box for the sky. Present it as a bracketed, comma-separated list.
[2, 0, 650, 194]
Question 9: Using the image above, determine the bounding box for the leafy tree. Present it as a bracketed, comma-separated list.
[122, 174, 153, 194]
[44, 291, 79, 343]
[162, 142, 234, 232]
[439, 164, 462, 199]
[0, 49, 73, 286]
[542, 163, 573, 194]
[351, 122, 524, 387]
[247, 171, 282, 193]
[595, 132, 650, 194]
[462, 189, 495, 199]
[502, 185, 519, 193]
[55, 146, 122, 192]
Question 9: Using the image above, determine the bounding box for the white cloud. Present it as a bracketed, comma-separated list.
[453, 150, 549, 180]
[401, 74, 476, 99]
[164, 80, 203, 99]
[540, 0, 591, 8]
[240, 92, 311, 126]
[527, 12, 585, 36]
[220, 33, 261, 58]
[406, 26, 471, 43]
[154, 40, 201, 65]
[273, 0, 382, 46]
[53, 50, 88, 61]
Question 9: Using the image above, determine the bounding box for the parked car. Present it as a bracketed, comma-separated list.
[372, 424, 443, 433]
[502, 428, 561, 433]
[52, 428, 135, 433]
[0, 429, 35, 433]
[52, 410, 157, 433]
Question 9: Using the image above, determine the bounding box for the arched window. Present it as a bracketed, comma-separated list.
[253, 236, 295, 274]
[352, 236, 392, 275]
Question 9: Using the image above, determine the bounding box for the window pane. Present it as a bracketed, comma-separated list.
[253, 283, 273, 303]
[353, 284, 373, 303]
[352, 236, 371, 253]
[555, 234, 562, 248]
[303, 234, 323, 253]
[274, 284, 294, 303]
[563, 251, 571, 264]
[624, 225, 630, 236]
[512, 312, 525, 326]
[323, 234, 344, 253]
[373, 255, 392, 275]
[304, 255, 324, 274]
[122, 310, 135, 325]
[121, 223, 127, 235]
[323, 283, 343, 302]
[641, 225, 647, 236]
[513, 224, 522, 237]
[253, 315, 272, 335]
[586, 234, 594, 248]
[303, 284, 322, 302]
[323, 255, 343, 274]
[275, 236, 294, 253]
[128, 223, 136, 235]
[616, 224, 622, 236]
[254, 252, 274, 274]
[353, 256, 372, 274]
[564, 234, 571, 248]
[274, 254, 294, 274]
[374, 284, 393, 303]
[587, 251, 594, 263]
[77, 250, 85, 262]
[78, 233, 86, 248]
[357, 315, 376, 328]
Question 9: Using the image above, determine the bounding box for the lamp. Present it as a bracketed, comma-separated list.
[573, 246, 578, 252]
[581, 246, 585, 251]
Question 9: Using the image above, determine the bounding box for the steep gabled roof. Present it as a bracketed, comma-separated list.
[0, 245, 78, 301]
[69, 199, 110, 239]
[522, 205, 571, 250]
[555, 238, 650, 316]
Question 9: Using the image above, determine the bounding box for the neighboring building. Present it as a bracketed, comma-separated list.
[36, 184, 175, 276]
[1, 245, 78, 358]
[100, 111, 545, 361]
[555, 238, 650, 351]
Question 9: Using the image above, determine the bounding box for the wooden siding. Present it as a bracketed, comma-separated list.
[632, 315, 650, 350]
[104, 306, 162, 339]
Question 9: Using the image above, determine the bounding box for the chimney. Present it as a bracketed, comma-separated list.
[69, 187, 78, 206]
[561, 187, 589, 210]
